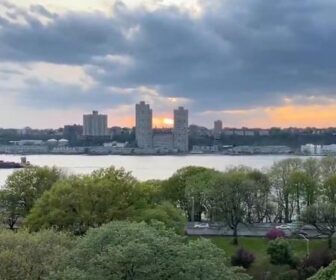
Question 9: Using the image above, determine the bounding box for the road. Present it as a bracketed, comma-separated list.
[186, 223, 322, 238]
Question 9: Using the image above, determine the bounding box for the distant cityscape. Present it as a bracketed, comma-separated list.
[1, 101, 336, 155]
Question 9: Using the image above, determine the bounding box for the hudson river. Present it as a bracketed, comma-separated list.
[0, 154, 318, 187]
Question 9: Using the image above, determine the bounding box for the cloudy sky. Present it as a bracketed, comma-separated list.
[1, 0, 336, 129]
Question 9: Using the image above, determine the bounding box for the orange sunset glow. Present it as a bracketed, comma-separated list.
[153, 117, 174, 128]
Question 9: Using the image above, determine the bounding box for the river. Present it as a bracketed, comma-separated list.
[0, 154, 318, 187]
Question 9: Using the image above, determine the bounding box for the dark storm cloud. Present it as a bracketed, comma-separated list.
[17, 79, 131, 110]
[1, 0, 336, 111]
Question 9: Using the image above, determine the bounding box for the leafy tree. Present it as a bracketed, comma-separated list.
[48, 221, 251, 280]
[26, 167, 148, 234]
[302, 203, 336, 248]
[270, 159, 302, 223]
[0, 229, 74, 280]
[245, 169, 271, 223]
[288, 171, 317, 216]
[161, 166, 210, 220]
[323, 175, 336, 204]
[267, 238, 294, 265]
[320, 156, 336, 181]
[0, 166, 62, 229]
[211, 168, 251, 245]
[135, 201, 186, 233]
[303, 158, 321, 184]
[185, 169, 221, 222]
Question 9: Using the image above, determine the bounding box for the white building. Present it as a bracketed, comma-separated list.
[173, 107, 189, 152]
[300, 144, 321, 155]
[321, 144, 336, 154]
[83, 111, 108, 137]
[135, 101, 153, 149]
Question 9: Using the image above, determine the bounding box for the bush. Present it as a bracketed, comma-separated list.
[266, 228, 286, 240]
[297, 249, 336, 279]
[304, 249, 336, 270]
[267, 238, 294, 265]
[276, 270, 299, 280]
[231, 248, 256, 268]
[309, 260, 336, 280]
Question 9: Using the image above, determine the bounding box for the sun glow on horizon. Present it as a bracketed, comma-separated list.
[152, 117, 174, 128]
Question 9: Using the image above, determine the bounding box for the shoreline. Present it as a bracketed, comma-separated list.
[0, 152, 324, 157]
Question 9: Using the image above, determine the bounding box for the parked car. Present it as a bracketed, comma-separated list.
[193, 223, 209, 229]
[276, 221, 303, 231]
[275, 224, 291, 230]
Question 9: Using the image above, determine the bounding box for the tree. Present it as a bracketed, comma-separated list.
[185, 169, 221, 222]
[302, 203, 336, 248]
[26, 167, 149, 234]
[245, 170, 271, 223]
[288, 171, 317, 217]
[161, 166, 210, 220]
[0, 166, 62, 229]
[320, 156, 336, 180]
[211, 168, 251, 245]
[301, 174, 336, 248]
[323, 175, 336, 204]
[0, 229, 74, 280]
[48, 221, 251, 280]
[270, 159, 302, 223]
[135, 201, 186, 234]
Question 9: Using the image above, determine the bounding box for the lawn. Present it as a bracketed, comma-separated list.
[202, 237, 328, 279]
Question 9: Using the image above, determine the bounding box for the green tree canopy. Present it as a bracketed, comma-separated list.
[0, 229, 74, 280]
[26, 167, 149, 234]
[135, 201, 186, 234]
[48, 221, 251, 280]
[0, 166, 62, 229]
[161, 166, 211, 220]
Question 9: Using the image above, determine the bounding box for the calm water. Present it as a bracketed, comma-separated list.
[0, 154, 317, 187]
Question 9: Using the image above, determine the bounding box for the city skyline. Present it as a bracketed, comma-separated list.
[1, 0, 336, 129]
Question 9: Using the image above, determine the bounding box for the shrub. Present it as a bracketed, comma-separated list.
[309, 260, 336, 280]
[304, 249, 336, 270]
[276, 270, 299, 280]
[231, 248, 256, 269]
[297, 249, 336, 279]
[266, 228, 286, 240]
[267, 238, 294, 265]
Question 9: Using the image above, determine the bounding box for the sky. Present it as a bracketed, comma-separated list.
[1, 0, 336, 129]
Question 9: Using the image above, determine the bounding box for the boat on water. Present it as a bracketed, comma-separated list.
[0, 157, 30, 169]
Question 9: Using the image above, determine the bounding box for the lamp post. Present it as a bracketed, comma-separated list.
[191, 196, 195, 223]
[299, 233, 310, 257]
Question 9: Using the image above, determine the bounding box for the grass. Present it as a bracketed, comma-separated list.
[198, 236, 328, 279]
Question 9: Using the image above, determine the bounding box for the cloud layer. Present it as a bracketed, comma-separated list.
[1, 0, 336, 128]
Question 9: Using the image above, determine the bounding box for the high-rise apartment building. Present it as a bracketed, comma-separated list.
[173, 107, 189, 152]
[136, 101, 153, 148]
[83, 110, 108, 136]
[214, 120, 223, 139]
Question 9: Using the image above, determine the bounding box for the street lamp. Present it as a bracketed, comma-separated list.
[299, 233, 310, 257]
[191, 196, 195, 223]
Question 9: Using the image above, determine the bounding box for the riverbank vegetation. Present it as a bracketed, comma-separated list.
[1, 157, 336, 279]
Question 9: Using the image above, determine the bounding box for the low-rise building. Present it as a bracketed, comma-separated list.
[153, 132, 174, 150]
